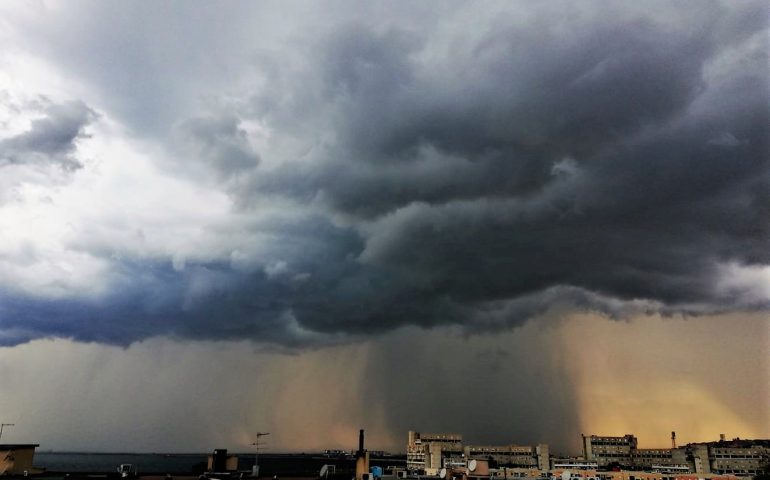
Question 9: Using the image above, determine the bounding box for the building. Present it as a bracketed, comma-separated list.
[703, 439, 769, 476]
[494, 467, 543, 479]
[465, 444, 550, 470]
[406, 431, 551, 474]
[408, 431, 768, 478]
[0, 444, 40, 476]
[551, 460, 600, 471]
[407, 431, 463, 473]
[630, 448, 683, 469]
[492, 467, 740, 480]
[206, 449, 238, 472]
[593, 471, 740, 480]
[582, 435, 638, 467]
[582, 434, 770, 477]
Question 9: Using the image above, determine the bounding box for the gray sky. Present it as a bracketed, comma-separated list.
[0, 0, 767, 453]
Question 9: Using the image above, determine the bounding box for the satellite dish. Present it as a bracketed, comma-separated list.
[468, 460, 477, 472]
[439, 468, 447, 479]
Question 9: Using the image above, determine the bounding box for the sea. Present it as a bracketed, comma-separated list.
[33, 453, 405, 477]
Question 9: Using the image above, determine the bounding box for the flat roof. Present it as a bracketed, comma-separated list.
[0, 444, 40, 449]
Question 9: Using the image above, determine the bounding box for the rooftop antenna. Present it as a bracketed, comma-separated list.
[251, 432, 270, 477]
[0, 424, 14, 442]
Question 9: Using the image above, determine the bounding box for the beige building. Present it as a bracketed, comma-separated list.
[409, 431, 768, 478]
[407, 431, 550, 474]
[630, 448, 684, 468]
[407, 431, 464, 473]
[593, 471, 740, 480]
[465, 444, 549, 470]
[492, 468, 740, 480]
[708, 443, 768, 476]
[0, 444, 40, 476]
[582, 434, 769, 477]
[582, 435, 638, 467]
[583, 434, 696, 472]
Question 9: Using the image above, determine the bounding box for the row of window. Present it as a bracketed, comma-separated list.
[470, 453, 536, 458]
[469, 450, 534, 454]
[713, 454, 762, 459]
[712, 450, 763, 455]
[714, 469, 762, 474]
[589, 441, 635, 446]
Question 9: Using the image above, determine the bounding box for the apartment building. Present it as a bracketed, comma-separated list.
[406, 431, 464, 473]
[582, 434, 769, 476]
[708, 441, 769, 476]
[630, 448, 684, 468]
[583, 435, 639, 467]
[465, 444, 550, 470]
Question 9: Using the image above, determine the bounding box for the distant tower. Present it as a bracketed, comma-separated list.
[671, 431, 676, 448]
[355, 429, 370, 480]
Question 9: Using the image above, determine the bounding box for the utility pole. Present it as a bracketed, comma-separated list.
[0, 424, 15, 442]
[251, 432, 270, 477]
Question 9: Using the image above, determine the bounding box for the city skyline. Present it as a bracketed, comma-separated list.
[0, 0, 767, 454]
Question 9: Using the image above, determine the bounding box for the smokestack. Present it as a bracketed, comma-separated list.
[671, 431, 676, 448]
[355, 429, 369, 480]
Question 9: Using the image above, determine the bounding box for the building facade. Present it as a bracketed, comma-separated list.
[407, 431, 551, 474]
[465, 444, 549, 470]
[0, 444, 39, 476]
[631, 448, 683, 468]
[408, 431, 768, 478]
[406, 431, 464, 473]
[582, 434, 769, 477]
[707, 441, 769, 476]
[582, 435, 639, 467]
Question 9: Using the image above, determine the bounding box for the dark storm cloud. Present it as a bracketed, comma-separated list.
[0, 215, 362, 346]
[0, 99, 95, 171]
[173, 113, 260, 180]
[248, 10, 767, 221]
[1, 1, 768, 347]
[246, 2, 769, 320]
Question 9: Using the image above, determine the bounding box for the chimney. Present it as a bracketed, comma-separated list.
[355, 429, 369, 480]
[671, 431, 676, 448]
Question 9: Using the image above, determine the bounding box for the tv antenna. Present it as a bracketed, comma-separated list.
[251, 432, 270, 477]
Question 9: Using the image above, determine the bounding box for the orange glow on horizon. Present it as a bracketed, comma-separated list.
[555, 312, 770, 447]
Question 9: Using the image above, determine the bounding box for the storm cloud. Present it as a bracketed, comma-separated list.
[0, 1, 767, 348]
[0, 99, 93, 169]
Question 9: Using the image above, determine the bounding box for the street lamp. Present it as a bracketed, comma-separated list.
[0, 424, 14, 442]
[251, 432, 270, 477]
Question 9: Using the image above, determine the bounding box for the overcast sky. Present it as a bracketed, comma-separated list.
[0, 0, 767, 454]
